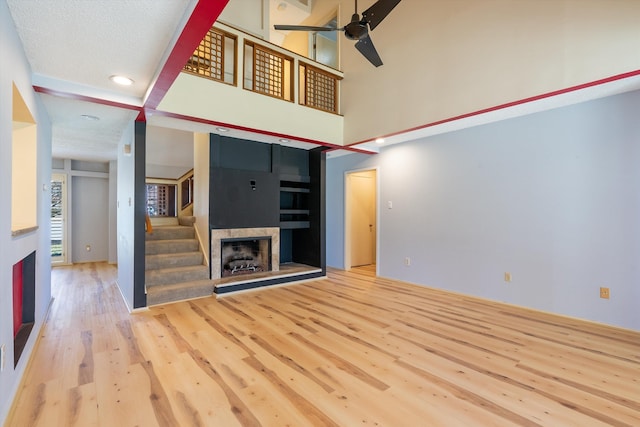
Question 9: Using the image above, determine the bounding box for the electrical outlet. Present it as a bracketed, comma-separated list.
[504, 272, 512, 282]
[1, 344, 5, 372]
[600, 287, 610, 299]
[404, 257, 411, 266]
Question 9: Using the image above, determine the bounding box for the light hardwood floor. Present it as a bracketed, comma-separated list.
[6, 262, 640, 426]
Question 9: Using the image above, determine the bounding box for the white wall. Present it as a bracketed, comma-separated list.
[327, 89, 640, 331]
[146, 125, 194, 179]
[0, 2, 53, 423]
[116, 122, 136, 310]
[218, 0, 269, 39]
[160, 71, 344, 146]
[193, 133, 210, 269]
[339, 0, 640, 144]
[71, 175, 109, 263]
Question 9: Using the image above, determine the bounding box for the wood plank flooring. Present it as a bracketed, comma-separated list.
[6, 262, 640, 426]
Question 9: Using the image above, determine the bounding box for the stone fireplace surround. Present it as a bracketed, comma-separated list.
[211, 227, 280, 280]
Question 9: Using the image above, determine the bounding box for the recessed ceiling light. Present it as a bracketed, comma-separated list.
[80, 114, 100, 121]
[375, 138, 385, 144]
[109, 75, 134, 86]
[279, 138, 290, 143]
[216, 127, 229, 132]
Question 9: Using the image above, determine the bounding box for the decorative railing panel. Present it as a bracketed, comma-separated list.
[183, 27, 236, 85]
[183, 24, 342, 114]
[299, 62, 341, 114]
[244, 41, 294, 102]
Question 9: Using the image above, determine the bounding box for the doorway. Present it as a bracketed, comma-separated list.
[310, 14, 338, 68]
[345, 169, 377, 270]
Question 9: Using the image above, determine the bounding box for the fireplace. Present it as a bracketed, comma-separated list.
[221, 237, 271, 277]
[211, 227, 280, 280]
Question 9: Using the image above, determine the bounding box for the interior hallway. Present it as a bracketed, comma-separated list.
[6, 263, 640, 426]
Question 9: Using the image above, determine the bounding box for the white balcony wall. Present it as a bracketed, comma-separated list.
[158, 23, 344, 146]
[218, 0, 269, 40]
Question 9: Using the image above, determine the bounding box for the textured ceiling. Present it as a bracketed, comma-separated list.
[6, 0, 317, 163]
[7, 0, 194, 100]
[40, 94, 139, 162]
[8, 1, 640, 163]
[6, 0, 196, 162]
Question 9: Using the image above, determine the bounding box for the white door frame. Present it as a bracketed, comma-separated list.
[51, 173, 68, 265]
[308, 9, 339, 67]
[344, 167, 379, 274]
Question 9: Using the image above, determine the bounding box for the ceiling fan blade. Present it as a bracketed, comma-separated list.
[355, 34, 383, 67]
[274, 25, 339, 32]
[361, 0, 401, 31]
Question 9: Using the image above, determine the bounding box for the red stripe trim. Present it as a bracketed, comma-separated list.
[149, 109, 369, 152]
[325, 146, 378, 155]
[144, 0, 229, 110]
[347, 69, 640, 147]
[33, 86, 143, 112]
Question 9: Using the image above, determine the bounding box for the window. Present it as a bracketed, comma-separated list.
[181, 175, 194, 210]
[146, 184, 177, 217]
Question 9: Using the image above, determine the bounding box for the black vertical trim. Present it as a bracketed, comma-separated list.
[133, 121, 147, 309]
[272, 144, 281, 176]
[22, 251, 36, 323]
[209, 133, 220, 231]
[310, 147, 326, 274]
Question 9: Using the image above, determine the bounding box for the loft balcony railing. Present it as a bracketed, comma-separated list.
[182, 22, 343, 115]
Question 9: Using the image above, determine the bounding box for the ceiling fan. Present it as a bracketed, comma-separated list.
[274, 0, 401, 67]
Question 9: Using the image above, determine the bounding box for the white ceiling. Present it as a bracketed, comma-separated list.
[6, 0, 324, 164]
[6, 0, 640, 164]
[6, 0, 197, 162]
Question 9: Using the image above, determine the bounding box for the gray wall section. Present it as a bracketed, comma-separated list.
[327, 89, 640, 331]
[71, 176, 109, 263]
[109, 161, 118, 264]
[116, 121, 136, 311]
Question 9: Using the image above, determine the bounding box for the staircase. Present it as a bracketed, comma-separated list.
[145, 218, 214, 306]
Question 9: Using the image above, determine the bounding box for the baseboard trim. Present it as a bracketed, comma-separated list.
[1, 296, 54, 426]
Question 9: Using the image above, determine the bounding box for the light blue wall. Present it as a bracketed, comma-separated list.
[327, 90, 640, 331]
[109, 160, 118, 264]
[71, 175, 109, 263]
[116, 122, 136, 311]
[0, 2, 53, 423]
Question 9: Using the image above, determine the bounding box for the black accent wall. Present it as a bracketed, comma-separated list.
[209, 135, 327, 272]
[209, 135, 279, 229]
[134, 121, 147, 309]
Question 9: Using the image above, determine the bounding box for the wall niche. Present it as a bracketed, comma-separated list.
[13, 251, 36, 367]
[11, 83, 38, 236]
